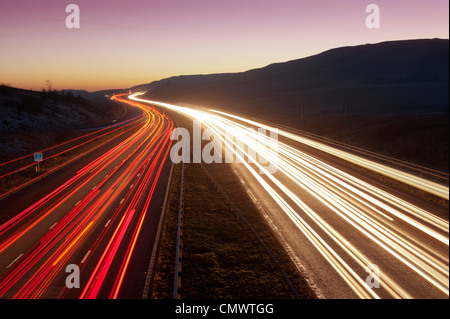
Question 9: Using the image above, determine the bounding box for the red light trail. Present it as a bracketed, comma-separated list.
[0, 94, 174, 298]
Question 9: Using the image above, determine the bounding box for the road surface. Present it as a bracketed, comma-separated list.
[0, 94, 174, 299]
[130, 93, 449, 299]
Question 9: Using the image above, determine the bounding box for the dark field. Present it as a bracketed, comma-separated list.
[278, 113, 449, 173]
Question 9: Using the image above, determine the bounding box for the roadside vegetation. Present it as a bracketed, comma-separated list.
[0, 84, 138, 197]
[0, 121, 141, 197]
[0, 83, 125, 131]
[150, 113, 316, 299]
[151, 162, 316, 299]
[279, 113, 449, 208]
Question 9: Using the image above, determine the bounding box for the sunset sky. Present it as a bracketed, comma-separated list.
[0, 0, 448, 92]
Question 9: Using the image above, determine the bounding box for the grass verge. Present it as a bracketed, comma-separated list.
[151, 160, 316, 299]
[0, 121, 141, 197]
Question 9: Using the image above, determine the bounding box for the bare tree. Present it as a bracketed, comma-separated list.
[45, 80, 53, 92]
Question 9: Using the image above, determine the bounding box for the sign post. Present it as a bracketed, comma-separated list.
[34, 152, 43, 173]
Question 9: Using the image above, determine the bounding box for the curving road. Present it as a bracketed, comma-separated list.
[130, 93, 449, 299]
[0, 94, 174, 299]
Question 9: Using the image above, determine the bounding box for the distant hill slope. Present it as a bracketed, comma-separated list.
[139, 39, 449, 119]
[0, 85, 125, 131]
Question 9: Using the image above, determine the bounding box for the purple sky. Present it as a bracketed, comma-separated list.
[0, 0, 448, 91]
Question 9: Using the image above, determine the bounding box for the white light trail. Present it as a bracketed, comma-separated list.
[130, 93, 449, 298]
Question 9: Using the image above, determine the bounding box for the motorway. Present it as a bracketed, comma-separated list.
[130, 93, 449, 299]
[0, 94, 173, 298]
[0, 91, 447, 299]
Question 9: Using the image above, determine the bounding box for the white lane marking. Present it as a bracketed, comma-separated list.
[6, 254, 24, 269]
[81, 250, 91, 264]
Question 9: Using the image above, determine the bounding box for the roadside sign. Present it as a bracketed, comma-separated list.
[34, 152, 43, 162]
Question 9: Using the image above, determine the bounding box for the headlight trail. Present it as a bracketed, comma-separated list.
[130, 93, 448, 299]
[212, 110, 449, 200]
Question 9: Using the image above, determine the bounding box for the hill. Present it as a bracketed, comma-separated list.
[0, 85, 126, 131]
[139, 39, 449, 119]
